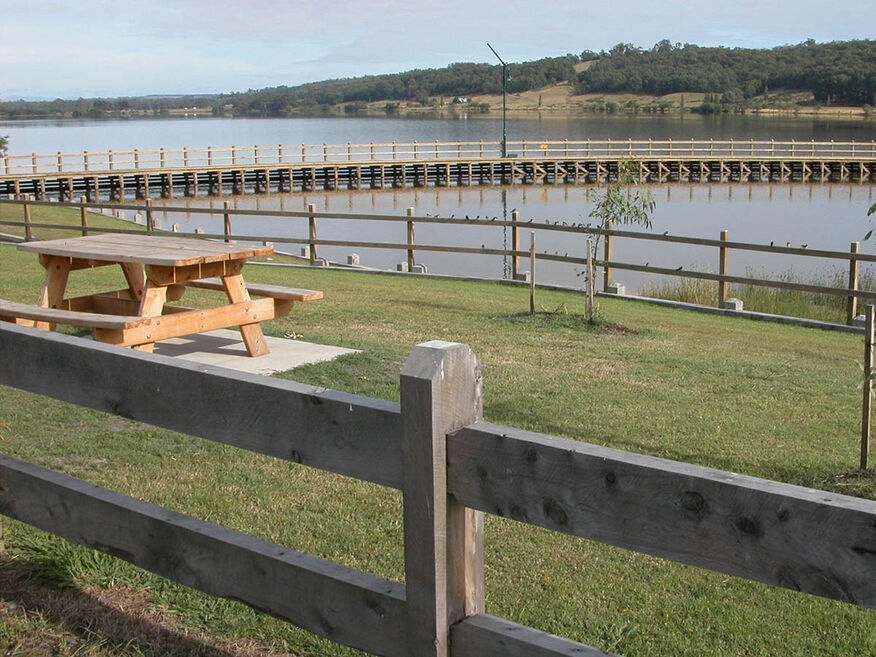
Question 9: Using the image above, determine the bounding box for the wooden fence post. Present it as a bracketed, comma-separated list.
[22, 201, 33, 242]
[400, 341, 485, 657]
[530, 231, 536, 314]
[848, 241, 861, 324]
[145, 199, 154, 233]
[718, 229, 729, 306]
[603, 220, 613, 291]
[863, 305, 874, 470]
[511, 210, 520, 279]
[407, 207, 416, 271]
[223, 201, 232, 243]
[308, 203, 317, 265]
[80, 196, 89, 236]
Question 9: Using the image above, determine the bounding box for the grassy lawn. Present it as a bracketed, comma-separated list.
[0, 205, 874, 656]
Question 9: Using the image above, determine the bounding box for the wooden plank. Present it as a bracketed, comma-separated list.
[146, 258, 245, 286]
[0, 455, 407, 657]
[401, 342, 485, 657]
[220, 273, 269, 357]
[120, 262, 147, 300]
[131, 282, 169, 352]
[0, 323, 403, 489]
[447, 422, 876, 608]
[96, 297, 275, 347]
[18, 234, 273, 267]
[0, 300, 145, 329]
[451, 614, 617, 657]
[36, 254, 71, 330]
[186, 277, 323, 301]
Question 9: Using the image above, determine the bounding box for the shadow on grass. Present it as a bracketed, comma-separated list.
[0, 554, 290, 657]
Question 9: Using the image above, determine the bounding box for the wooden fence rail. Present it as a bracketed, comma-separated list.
[0, 324, 873, 657]
[3, 139, 875, 175]
[3, 198, 876, 325]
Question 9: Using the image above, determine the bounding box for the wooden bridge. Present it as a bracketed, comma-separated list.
[2, 139, 874, 201]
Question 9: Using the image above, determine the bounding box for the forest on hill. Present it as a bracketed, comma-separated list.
[1, 39, 873, 119]
[577, 39, 876, 107]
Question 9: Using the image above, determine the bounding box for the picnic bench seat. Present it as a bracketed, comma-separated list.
[0, 298, 149, 330]
[0, 296, 279, 349]
[183, 278, 323, 315]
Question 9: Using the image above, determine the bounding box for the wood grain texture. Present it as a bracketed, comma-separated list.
[36, 255, 71, 330]
[401, 341, 485, 657]
[18, 234, 272, 267]
[186, 278, 323, 301]
[0, 455, 407, 657]
[447, 422, 876, 609]
[451, 614, 617, 657]
[0, 323, 403, 489]
[220, 273, 268, 357]
[0, 299, 146, 329]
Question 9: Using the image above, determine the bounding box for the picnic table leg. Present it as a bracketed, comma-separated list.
[120, 262, 146, 301]
[36, 256, 72, 331]
[221, 273, 269, 357]
[132, 284, 168, 353]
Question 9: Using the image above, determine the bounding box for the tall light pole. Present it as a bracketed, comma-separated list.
[486, 43, 507, 158]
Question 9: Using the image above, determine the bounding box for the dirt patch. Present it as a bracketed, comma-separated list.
[601, 323, 643, 337]
[500, 311, 643, 336]
[0, 555, 296, 657]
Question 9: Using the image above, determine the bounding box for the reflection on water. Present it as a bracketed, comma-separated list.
[158, 182, 876, 291]
[2, 114, 874, 156]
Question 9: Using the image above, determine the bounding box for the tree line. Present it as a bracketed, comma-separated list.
[0, 39, 873, 121]
[223, 56, 578, 115]
[577, 39, 876, 108]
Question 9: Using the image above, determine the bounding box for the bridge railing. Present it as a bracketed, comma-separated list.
[0, 325, 873, 657]
[3, 139, 875, 175]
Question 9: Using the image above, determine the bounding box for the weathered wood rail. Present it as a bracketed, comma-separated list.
[0, 324, 873, 656]
[3, 197, 876, 326]
[1, 139, 874, 201]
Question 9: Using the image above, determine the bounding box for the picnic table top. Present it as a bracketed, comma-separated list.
[17, 234, 273, 267]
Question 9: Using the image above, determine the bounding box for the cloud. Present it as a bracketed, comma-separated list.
[4, 0, 874, 98]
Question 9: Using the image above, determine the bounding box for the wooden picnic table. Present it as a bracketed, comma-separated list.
[10, 234, 321, 356]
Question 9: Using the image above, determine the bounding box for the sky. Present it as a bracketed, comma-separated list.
[2, 0, 874, 100]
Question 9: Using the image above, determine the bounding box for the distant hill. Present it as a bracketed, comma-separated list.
[0, 39, 873, 120]
[576, 39, 876, 108]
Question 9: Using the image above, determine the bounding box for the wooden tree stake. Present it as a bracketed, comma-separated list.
[718, 229, 729, 306]
[79, 196, 88, 236]
[848, 241, 861, 325]
[407, 207, 416, 271]
[862, 304, 873, 470]
[529, 231, 536, 315]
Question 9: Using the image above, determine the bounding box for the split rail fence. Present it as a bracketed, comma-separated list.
[3, 197, 876, 325]
[3, 139, 876, 175]
[0, 324, 874, 657]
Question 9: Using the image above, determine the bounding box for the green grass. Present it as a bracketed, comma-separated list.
[639, 267, 876, 324]
[0, 205, 875, 656]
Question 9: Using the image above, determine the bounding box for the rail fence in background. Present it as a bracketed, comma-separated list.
[3, 198, 876, 326]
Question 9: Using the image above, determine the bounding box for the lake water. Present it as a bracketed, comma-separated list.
[2, 114, 875, 289]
